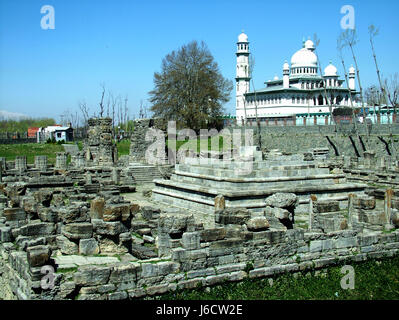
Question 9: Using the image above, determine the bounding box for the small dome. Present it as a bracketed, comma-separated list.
[349, 65, 355, 74]
[273, 75, 279, 80]
[304, 39, 315, 51]
[291, 47, 318, 68]
[283, 61, 289, 70]
[238, 32, 248, 43]
[324, 62, 338, 77]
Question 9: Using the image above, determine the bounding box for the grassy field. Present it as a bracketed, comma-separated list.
[156, 256, 399, 300]
[0, 140, 133, 164]
[0, 143, 65, 164]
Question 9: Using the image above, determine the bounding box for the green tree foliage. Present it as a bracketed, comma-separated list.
[149, 41, 233, 132]
[0, 118, 56, 133]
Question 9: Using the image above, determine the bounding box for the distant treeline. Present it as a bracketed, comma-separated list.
[0, 118, 56, 133]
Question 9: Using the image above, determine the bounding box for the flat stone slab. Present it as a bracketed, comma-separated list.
[54, 255, 120, 268]
[62, 144, 79, 155]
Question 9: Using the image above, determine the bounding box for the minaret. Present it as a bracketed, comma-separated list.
[283, 61, 290, 89]
[348, 65, 356, 91]
[236, 32, 250, 123]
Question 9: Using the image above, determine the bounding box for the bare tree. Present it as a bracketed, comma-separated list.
[99, 83, 106, 118]
[248, 55, 261, 148]
[313, 34, 333, 124]
[139, 100, 145, 119]
[79, 100, 90, 124]
[338, 29, 370, 143]
[337, 38, 359, 132]
[124, 96, 129, 132]
[385, 73, 399, 116]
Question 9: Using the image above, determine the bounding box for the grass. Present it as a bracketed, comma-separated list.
[117, 140, 131, 156]
[0, 143, 65, 164]
[156, 255, 399, 300]
[0, 139, 131, 164]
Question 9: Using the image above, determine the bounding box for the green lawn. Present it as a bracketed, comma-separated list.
[117, 140, 131, 156]
[0, 143, 65, 164]
[156, 256, 399, 300]
[0, 140, 133, 164]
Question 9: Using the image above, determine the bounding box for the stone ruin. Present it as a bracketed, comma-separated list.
[84, 118, 117, 165]
[0, 119, 399, 300]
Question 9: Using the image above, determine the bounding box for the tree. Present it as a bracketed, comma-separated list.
[149, 40, 233, 131]
[384, 73, 399, 118]
[338, 29, 370, 144]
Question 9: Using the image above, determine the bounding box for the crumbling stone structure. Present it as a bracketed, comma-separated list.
[84, 118, 117, 165]
[129, 118, 164, 163]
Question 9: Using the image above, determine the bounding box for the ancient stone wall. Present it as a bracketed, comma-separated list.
[130, 118, 164, 163]
[0, 223, 398, 300]
[85, 118, 117, 165]
[227, 124, 399, 158]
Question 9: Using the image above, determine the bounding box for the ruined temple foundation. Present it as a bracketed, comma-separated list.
[152, 148, 367, 225]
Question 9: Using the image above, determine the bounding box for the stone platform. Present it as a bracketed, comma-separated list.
[152, 153, 367, 223]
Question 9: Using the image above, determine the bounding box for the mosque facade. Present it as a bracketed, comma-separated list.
[235, 32, 358, 124]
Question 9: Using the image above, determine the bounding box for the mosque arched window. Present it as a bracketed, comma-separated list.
[318, 95, 324, 105]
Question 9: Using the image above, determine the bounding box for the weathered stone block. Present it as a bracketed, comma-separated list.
[0, 226, 12, 242]
[353, 196, 376, 210]
[73, 265, 111, 286]
[56, 235, 78, 255]
[92, 219, 127, 236]
[26, 245, 51, 267]
[131, 244, 157, 259]
[158, 211, 195, 235]
[265, 193, 297, 209]
[216, 208, 250, 225]
[103, 204, 130, 222]
[16, 222, 55, 237]
[37, 207, 58, 223]
[90, 197, 105, 219]
[3, 208, 26, 221]
[79, 238, 100, 255]
[143, 235, 155, 244]
[246, 217, 270, 231]
[110, 263, 139, 283]
[157, 261, 179, 276]
[315, 201, 340, 213]
[141, 206, 161, 220]
[265, 206, 291, 220]
[200, 228, 226, 242]
[335, 236, 357, 249]
[181, 232, 200, 250]
[62, 223, 93, 240]
[33, 189, 53, 207]
[141, 263, 159, 278]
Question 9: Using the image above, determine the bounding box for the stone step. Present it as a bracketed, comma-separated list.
[176, 164, 329, 178]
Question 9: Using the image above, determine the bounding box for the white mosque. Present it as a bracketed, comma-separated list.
[235, 32, 358, 124]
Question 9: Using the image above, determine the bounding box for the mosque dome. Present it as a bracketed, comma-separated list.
[283, 61, 290, 70]
[324, 62, 338, 77]
[238, 32, 248, 43]
[304, 39, 315, 51]
[290, 47, 318, 68]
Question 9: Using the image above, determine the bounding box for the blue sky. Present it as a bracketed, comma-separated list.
[0, 0, 398, 121]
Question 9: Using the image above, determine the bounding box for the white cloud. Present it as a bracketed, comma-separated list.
[0, 110, 29, 120]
